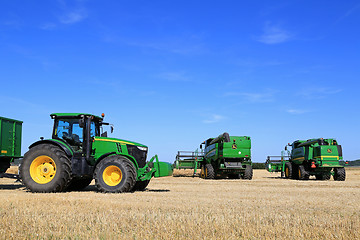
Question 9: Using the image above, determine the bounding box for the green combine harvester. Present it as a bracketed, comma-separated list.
[0, 113, 173, 193]
[175, 133, 253, 179]
[266, 138, 346, 181]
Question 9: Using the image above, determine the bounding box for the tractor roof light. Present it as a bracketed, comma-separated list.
[101, 113, 105, 118]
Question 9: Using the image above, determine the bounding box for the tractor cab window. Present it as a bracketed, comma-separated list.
[89, 121, 99, 137]
[54, 119, 83, 151]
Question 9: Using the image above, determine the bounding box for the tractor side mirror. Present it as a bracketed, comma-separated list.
[285, 146, 287, 151]
[79, 119, 85, 128]
[111, 126, 114, 133]
[200, 144, 202, 149]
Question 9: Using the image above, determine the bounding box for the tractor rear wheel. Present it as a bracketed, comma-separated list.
[205, 164, 215, 179]
[94, 155, 136, 193]
[333, 167, 346, 181]
[132, 180, 150, 191]
[284, 162, 292, 179]
[66, 177, 93, 191]
[20, 144, 72, 192]
[243, 165, 253, 180]
[298, 165, 309, 180]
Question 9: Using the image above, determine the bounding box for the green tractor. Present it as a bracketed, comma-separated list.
[19, 113, 172, 193]
[175, 133, 253, 179]
[266, 138, 346, 181]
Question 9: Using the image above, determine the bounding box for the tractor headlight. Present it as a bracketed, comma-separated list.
[137, 146, 147, 151]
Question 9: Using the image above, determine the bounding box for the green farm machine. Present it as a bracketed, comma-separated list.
[175, 133, 253, 179]
[266, 138, 346, 181]
[1, 113, 173, 193]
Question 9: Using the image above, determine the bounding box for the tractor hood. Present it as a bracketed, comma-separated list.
[93, 137, 148, 148]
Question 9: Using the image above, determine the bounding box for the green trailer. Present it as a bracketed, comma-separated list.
[266, 138, 346, 181]
[0, 116, 22, 175]
[175, 132, 253, 179]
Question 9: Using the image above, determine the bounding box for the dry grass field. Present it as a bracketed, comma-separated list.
[1, 167, 359, 239]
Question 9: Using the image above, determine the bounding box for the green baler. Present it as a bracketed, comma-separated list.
[266, 138, 346, 181]
[175, 132, 253, 179]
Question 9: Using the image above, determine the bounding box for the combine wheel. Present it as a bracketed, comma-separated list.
[243, 165, 253, 180]
[94, 155, 136, 193]
[333, 168, 346, 181]
[284, 162, 292, 179]
[20, 144, 72, 192]
[316, 172, 331, 180]
[205, 164, 215, 179]
[298, 165, 309, 180]
[66, 177, 93, 191]
[132, 180, 150, 191]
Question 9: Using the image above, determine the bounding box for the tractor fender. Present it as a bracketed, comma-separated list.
[29, 139, 73, 157]
[94, 152, 139, 170]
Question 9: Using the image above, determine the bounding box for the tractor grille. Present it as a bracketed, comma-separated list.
[126, 145, 148, 168]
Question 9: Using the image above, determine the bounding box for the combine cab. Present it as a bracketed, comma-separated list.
[175, 132, 253, 179]
[266, 138, 346, 181]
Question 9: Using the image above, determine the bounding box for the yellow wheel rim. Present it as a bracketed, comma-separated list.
[298, 169, 301, 178]
[205, 167, 208, 178]
[102, 165, 122, 186]
[200, 166, 205, 178]
[30, 155, 57, 184]
[285, 167, 289, 177]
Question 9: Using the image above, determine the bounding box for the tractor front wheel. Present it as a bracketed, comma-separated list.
[94, 155, 136, 193]
[20, 144, 72, 192]
[243, 165, 253, 180]
[333, 167, 346, 181]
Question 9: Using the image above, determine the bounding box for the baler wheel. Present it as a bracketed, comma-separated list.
[298, 165, 309, 180]
[333, 167, 346, 181]
[205, 164, 215, 179]
[66, 177, 93, 191]
[20, 144, 72, 192]
[284, 162, 292, 179]
[132, 180, 150, 191]
[94, 155, 136, 193]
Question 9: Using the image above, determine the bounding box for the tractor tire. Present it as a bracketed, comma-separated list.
[19, 144, 72, 193]
[298, 165, 309, 180]
[284, 162, 292, 179]
[66, 177, 93, 191]
[243, 165, 253, 180]
[205, 164, 215, 179]
[94, 155, 137, 193]
[316, 173, 331, 180]
[333, 167, 346, 181]
[132, 180, 150, 191]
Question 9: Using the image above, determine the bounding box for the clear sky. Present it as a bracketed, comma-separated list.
[1, 1, 359, 163]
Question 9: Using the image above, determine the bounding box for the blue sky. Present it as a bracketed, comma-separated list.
[1, 1, 359, 162]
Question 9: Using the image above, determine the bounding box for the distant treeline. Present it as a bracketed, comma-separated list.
[343, 159, 360, 166]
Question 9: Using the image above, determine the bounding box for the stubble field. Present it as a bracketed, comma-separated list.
[0, 167, 359, 239]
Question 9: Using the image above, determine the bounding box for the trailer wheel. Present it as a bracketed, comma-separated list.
[205, 164, 215, 179]
[284, 162, 292, 179]
[298, 165, 309, 180]
[94, 155, 136, 193]
[66, 177, 93, 191]
[132, 180, 150, 191]
[243, 165, 253, 180]
[20, 144, 72, 192]
[333, 167, 346, 181]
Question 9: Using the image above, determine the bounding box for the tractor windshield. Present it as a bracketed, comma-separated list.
[54, 119, 83, 151]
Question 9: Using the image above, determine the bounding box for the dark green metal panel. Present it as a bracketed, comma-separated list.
[0, 116, 22, 158]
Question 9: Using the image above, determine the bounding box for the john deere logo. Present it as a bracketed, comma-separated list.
[327, 148, 332, 153]
[232, 143, 237, 149]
